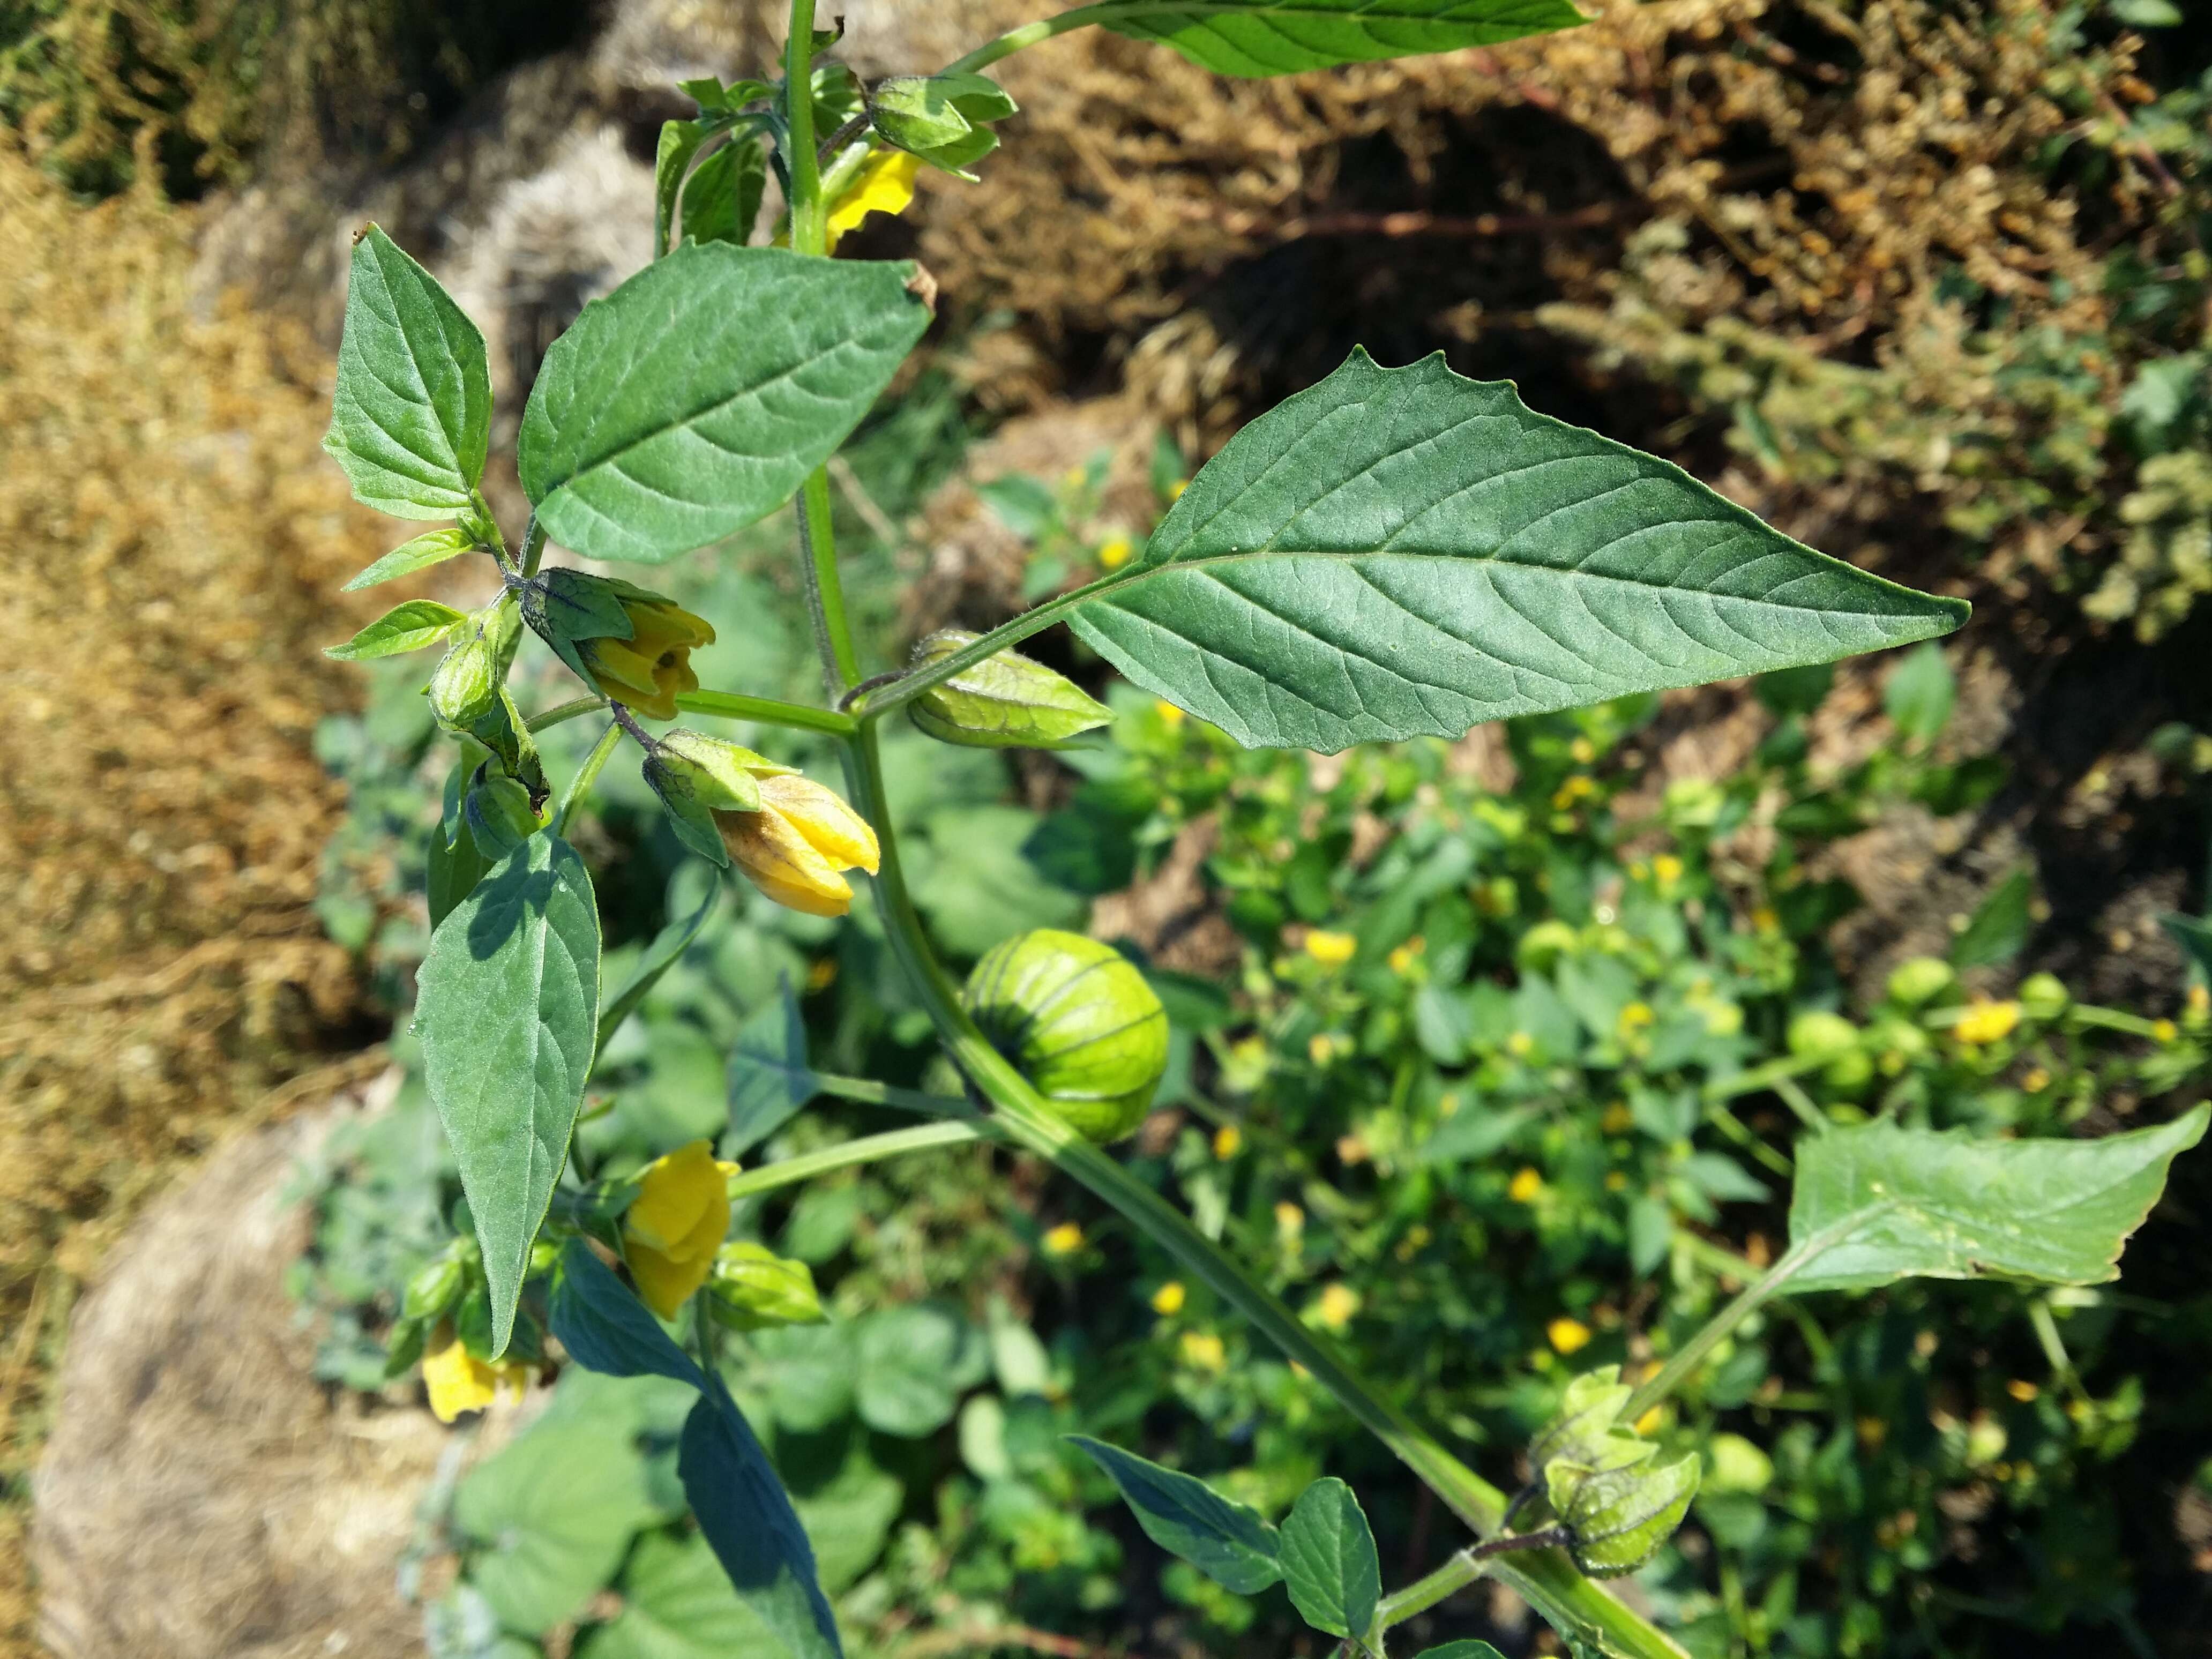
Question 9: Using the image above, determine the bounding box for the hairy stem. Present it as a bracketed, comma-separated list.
[726, 1121, 991, 1204]
[527, 695, 610, 734]
[677, 688, 856, 737]
[851, 567, 1133, 721]
[801, 469, 861, 692]
[945, 5, 1120, 73]
[784, 0, 825, 257]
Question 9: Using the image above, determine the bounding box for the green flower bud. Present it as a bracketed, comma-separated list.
[1546, 1440, 1701, 1578]
[1530, 1365, 1634, 1471]
[963, 930, 1169, 1143]
[871, 73, 1018, 181]
[707, 1242, 826, 1332]
[1787, 1010, 1859, 1062]
[657, 730, 793, 809]
[402, 1254, 466, 1322]
[1886, 955, 1957, 1007]
[382, 1316, 430, 1382]
[2018, 972, 2069, 1022]
[427, 597, 520, 733]
[1516, 919, 1580, 973]
[907, 629, 1113, 749]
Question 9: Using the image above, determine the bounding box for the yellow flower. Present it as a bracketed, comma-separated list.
[1097, 537, 1134, 569]
[1551, 775, 1598, 810]
[715, 774, 880, 917]
[1315, 1283, 1360, 1331]
[1601, 1102, 1634, 1135]
[2006, 1379, 2039, 1403]
[1308, 1033, 1339, 1065]
[2152, 1018, 2178, 1044]
[1505, 1031, 1536, 1059]
[1633, 1406, 1663, 1436]
[1151, 1280, 1186, 1315]
[423, 1332, 533, 1423]
[1388, 936, 1425, 975]
[1274, 1201, 1305, 1239]
[1750, 905, 1780, 934]
[2020, 1066, 2050, 1093]
[1617, 1001, 1655, 1038]
[2190, 984, 2209, 1017]
[1604, 1170, 1627, 1192]
[1509, 1167, 1544, 1203]
[1154, 699, 1185, 727]
[1954, 997, 2022, 1047]
[1042, 1221, 1085, 1256]
[1304, 930, 1357, 967]
[623, 1139, 740, 1319]
[1336, 1132, 1371, 1165]
[824, 150, 921, 253]
[1212, 1123, 1242, 1160]
[1569, 737, 1597, 765]
[578, 593, 715, 721]
[1168, 479, 1189, 501]
[1653, 854, 1685, 886]
[1548, 1317, 1593, 1355]
[1180, 1331, 1227, 1372]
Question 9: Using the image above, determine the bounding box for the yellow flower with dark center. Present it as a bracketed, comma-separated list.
[623, 1139, 740, 1319]
[422, 1331, 534, 1423]
[715, 774, 881, 917]
[578, 594, 715, 721]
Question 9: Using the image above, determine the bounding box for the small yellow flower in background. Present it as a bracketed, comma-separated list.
[1151, 1280, 1186, 1316]
[1274, 1201, 1305, 1239]
[1304, 930, 1357, 967]
[2006, 1379, 2039, 1402]
[1857, 1416, 1888, 1449]
[1954, 997, 2022, 1047]
[2190, 983, 2209, 1017]
[1168, 479, 1189, 501]
[1505, 1031, 1535, 1059]
[1628, 860, 1650, 881]
[1154, 699, 1185, 727]
[1437, 1091, 1460, 1118]
[1604, 1170, 1627, 1192]
[1569, 737, 1597, 764]
[1653, 854, 1685, 886]
[1617, 1002, 1655, 1039]
[1315, 1282, 1361, 1331]
[1509, 1166, 1544, 1203]
[824, 150, 921, 252]
[578, 593, 715, 720]
[716, 774, 880, 917]
[1180, 1331, 1228, 1372]
[1551, 775, 1598, 810]
[806, 956, 839, 992]
[1308, 1033, 1339, 1065]
[1387, 936, 1425, 975]
[1097, 537, 1134, 570]
[1212, 1123, 1242, 1159]
[1042, 1221, 1085, 1256]
[423, 1333, 534, 1423]
[1601, 1102, 1634, 1135]
[1548, 1317, 1593, 1355]
[2020, 1066, 2051, 1093]
[2153, 1018, 2179, 1044]
[1634, 1406, 1664, 1436]
[1336, 1132, 1371, 1165]
[624, 1139, 741, 1318]
[1750, 906, 1780, 933]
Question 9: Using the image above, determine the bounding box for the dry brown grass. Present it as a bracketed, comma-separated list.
[0, 144, 387, 1655]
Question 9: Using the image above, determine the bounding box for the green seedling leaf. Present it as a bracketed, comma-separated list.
[343, 526, 477, 591]
[519, 243, 932, 564]
[595, 879, 719, 1063]
[1068, 351, 1968, 753]
[324, 599, 469, 661]
[453, 1418, 661, 1632]
[325, 225, 492, 519]
[1096, 0, 1587, 76]
[726, 983, 820, 1156]
[680, 1374, 844, 1659]
[1279, 1477, 1381, 1640]
[550, 1238, 706, 1389]
[1883, 639, 1954, 748]
[1951, 866, 2034, 972]
[1069, 1436, 1283, 1593]
[1787, 1107, 2210, 1293]
[416, 833, 600, 1355]
[587, 1533, 784, 1659]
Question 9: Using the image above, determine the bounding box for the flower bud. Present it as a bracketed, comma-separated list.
[524, 570, 714, 721]
[1530, 1364, 1634, 1471]
[906, 629, 1113, 749]
[622, 1140, 740, 1319]
[715, 774, 880, 917]
[1886, 955, 1957, 1007]
[1787, 1010, 1859, 1062]
[427, 597, 522, 733]
[403, 1253, 466, 1323]
[707, 1242, 826, 1332]
[871, 73, 1018, 181]
[2018, 972, 2069, 1022]
[962, 929, 1169, 1144]
[1546, 1443, 1702, 1578]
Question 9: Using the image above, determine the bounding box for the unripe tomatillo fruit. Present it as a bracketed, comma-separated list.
[962, 929, 1169, 1143]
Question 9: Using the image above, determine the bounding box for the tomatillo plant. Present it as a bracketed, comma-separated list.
[316, 6, 2207, 1657]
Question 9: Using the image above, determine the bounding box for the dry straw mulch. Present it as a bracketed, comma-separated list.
[0, 145, 388, 1655]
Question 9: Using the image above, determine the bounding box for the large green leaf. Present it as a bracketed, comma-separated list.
[855, 1304, 987, 1438]
[1787, 1108, 2209, 1294]
[324, 226, 492, 519]
[584, 1533, 780, 1659]
[550, 1238, 707, 1390]
[416, 833, 601, 1354]
[518, 244, 932, 563]
[1068, 351, 1968, 753]
[1277, 1477, 1380, 1640]
[455, 1421, 660, 1634]
[1094, 0, 1584, 74]
[1068, 1436, 1283, 1593]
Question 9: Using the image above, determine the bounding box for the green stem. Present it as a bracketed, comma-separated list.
[554, 721, 625, 836]
[518, 513, 548, 579]
[677, 687, 856, 737]
[945, 5, 1121, 73]
[806, 1069, 981, 1118]
[851, 567, 1132, 721]
[801, 469, 861, 692]
[527, 695, 610, 734]
[726, 1121, 989, 1203]
[784, 0, 826, 257]
[1373, 1528, 1579, 1633]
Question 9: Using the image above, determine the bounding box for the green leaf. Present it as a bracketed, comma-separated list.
[324, 225, 492, 519]
[1882, 640, 1954, 748]
[550, 1238, 707, 1389]
[908, 629, 1115, 748]
[597, 880, 720, 1064]
[1413, 1645, 1508, 1659]
[1095, 0, 1586, 76]
[416, 833, 601, 1354]
[1951, 866, 2034, 972]
[726, 983, 820, 1156]
[1787, 1108, 2210, 1293]
[1277, 1477, 1381, 1640]
[518, 245, 933, 563]
[678, 133, 769, 248]
[679, 1376, 844, 1658]
[454, 1421, 660, 1633]
[655, 120, 715, 258]
[855, 1304, 984, 1437]
[1068, 1436, 1283, 1594]
[429, 763, 496, 928]
[2163, 911, 2212, 983]
[1067, 351, 1968, 753]
[645, 753, 734, 869]
[324, 599, 469, 661]
[582, 1533, 781, 1659]
[344, 526, 478, 591]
